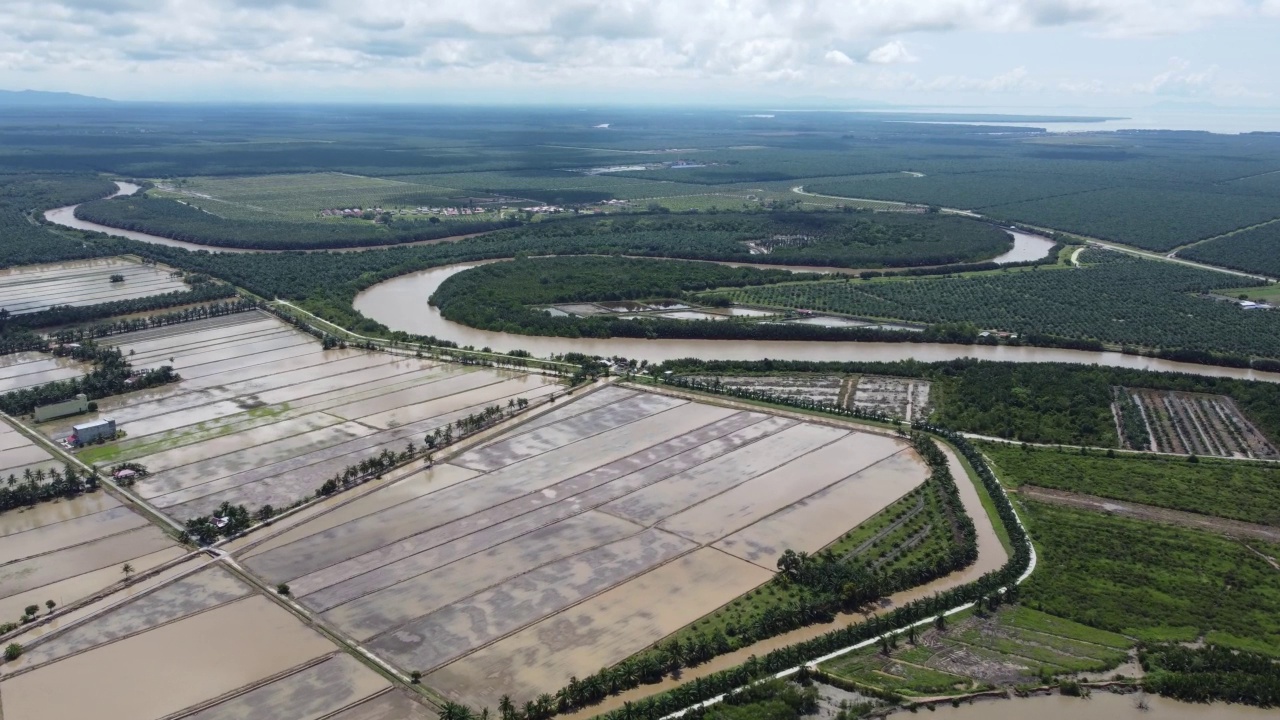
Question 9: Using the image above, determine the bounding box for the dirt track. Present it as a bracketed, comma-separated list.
[1017, 485, 1280, 544]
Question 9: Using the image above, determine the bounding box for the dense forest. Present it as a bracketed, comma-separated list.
[655, 357, 1280, 447]
[0, 173, 117, 268]
[74, 195, 518, 250]
[1180, 220, 1280, 277]
[429, 256, 988, 344]
[726, 249, 1280, 360]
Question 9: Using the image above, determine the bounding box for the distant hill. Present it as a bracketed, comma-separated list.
[0, 89, 114, 106]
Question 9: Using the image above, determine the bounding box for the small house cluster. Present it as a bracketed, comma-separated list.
[1240, 300, 1274, 310]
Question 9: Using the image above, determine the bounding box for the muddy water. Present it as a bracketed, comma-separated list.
[0, 594, 335, 720]
[558, 439, 1008, 720]
[426, 547, 772, 709]
[991, 230, 1058, 264]
[920, 692, 1276, 719]
[354, 262, 1280, 383]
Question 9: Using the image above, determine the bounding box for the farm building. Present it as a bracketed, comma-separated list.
[72, 418, 116, 446]
[34, 393, 89, 422]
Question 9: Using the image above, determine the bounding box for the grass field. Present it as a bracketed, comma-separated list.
[981, 443, 1280, 526]
[1018, 499, 1280, 654]
[819, 605, 1131, 696]
[150, 172, 499, 222]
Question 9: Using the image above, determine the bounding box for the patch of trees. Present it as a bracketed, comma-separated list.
[183, 501, 252, 545]
[654, 357, 1280, 448]
[1, 283, 239, 332]
[0, 173, 118, 268]
[1112, 387, 1151, 450]
[1141, 644, 1280, 707]
[0, 462, 99, 514]
[0, 342, 179, 416]
[489, 211, 1013, 269]
[728, 249, 1280, 361]
[1181, 220, 1280, 277]
[48, 298, 260, 343]
[74, 195, 518, 250]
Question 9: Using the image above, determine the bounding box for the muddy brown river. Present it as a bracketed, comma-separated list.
[919, 692, 1274, 719]
[353, 261, 1280, 382]
[45, 184, 1280, 383]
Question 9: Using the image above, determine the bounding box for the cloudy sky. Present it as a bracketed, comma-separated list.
[2, 0, 1280, 109]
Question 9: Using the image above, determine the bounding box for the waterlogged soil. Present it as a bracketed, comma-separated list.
[0, 525, 177, 600]
[368, 527, 693, 671]
[58, 312, 560, 519]
[919, 691, 1277, 719]
[323, 690, 440, 720]
[0, 257, 187, 315]
[0, 490, 120, 536]
[0, 595, 335, 720]
[714, 450, 928, 564]
[425, 547, 771, 709]
[0, 504, 147, 565]
[0, 546, 187, 626]
[179, 652, 389, 720]
[235, 388, 931, 708]
[8, 566, 251, 672]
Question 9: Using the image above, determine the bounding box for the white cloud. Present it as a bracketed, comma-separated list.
[1134, 57, 1215, 95]
[824, 49, 854, 66]
[0, 0, 1273, 102]
[865, 40, 917, 64]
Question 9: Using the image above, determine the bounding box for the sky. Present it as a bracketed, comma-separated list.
[2, 0, 1280, 111]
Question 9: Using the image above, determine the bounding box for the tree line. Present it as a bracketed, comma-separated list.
[0, 462, 98, 514]
[74, 195, 518, 250]
[0, 342, 179, 416]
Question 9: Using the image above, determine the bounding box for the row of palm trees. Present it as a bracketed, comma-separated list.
[0, 463, 97, 513]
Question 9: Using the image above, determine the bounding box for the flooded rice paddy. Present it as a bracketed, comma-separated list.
[1, 563, 410, 720]
[0, 419, 62, 485]
[0, 351, 90, 394]
[238, 385, 928, 708]
[0, 418, 186, 623]
[45, 310, 560, 521]
[0, 256, 189, 315]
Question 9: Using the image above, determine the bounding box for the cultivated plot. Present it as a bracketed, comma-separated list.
[40, 311, 561, 521]
[0, 351, 90, 394]
[0, 419, 62, 483]
[0, 567, 390, 720]
[1121, 388, 1279, 459]
[240, 386, 928, 708]
[0, 428, 186, 625]
[0, 257, 189, 315]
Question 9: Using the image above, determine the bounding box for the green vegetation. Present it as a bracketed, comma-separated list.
[662, 475, 969, 656]
[4, 281, 238, 331]
[75, 195, 517, 250]
[498, 211, 1014, 268]
[819, 606, 1130, 697]
[1182, 220, 1280, 277]
[982, 443, 1280, 525]
[0, 173, 116, 268]
[1142, 643, 1280, 707]
[659, 358, 1280, 448]
[0, 342, 178, 417]
[0, 462, 99, 514]
[1019, 501, 1280, 654]
[724, 249, 1280, 361]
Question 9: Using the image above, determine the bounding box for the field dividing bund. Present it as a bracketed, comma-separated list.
[0, 416, 188, 624]
[0, 257, 189, 315]
[237, 386, 931, 709]
[37, 311, 562, 521]
[0, 351, 90, 393]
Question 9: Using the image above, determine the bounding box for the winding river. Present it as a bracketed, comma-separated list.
[353, 261, 1280, 382]
[44, 183, 1280, 383]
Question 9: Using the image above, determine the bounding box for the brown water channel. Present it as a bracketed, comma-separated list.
[354, 261, 1280, 382]
[909, 691, 1275, 719]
